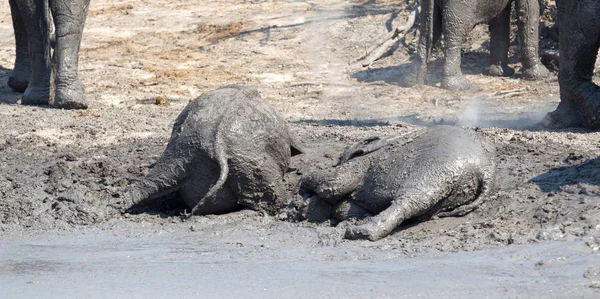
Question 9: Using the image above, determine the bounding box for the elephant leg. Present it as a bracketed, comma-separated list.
[515, 0, 549, 79]
[543, 0, 600, 128]
[406, 0, 437, 86]
[344, 194, 417, 241]
[431, 5, 442, 47]
[300, 157, 370, 206]
[8, 0, 31, 92]
[50, 0, 90, 109]
[485, 7, 514, 77]
[16, 0, 51, 105]
[441, 2, 475, 90]
[441, 23, 471, 90]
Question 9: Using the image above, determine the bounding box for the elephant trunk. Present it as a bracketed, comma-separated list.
[122, 151, 189, 209]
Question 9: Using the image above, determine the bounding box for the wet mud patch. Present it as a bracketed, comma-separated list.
[0, 131, 167, 231]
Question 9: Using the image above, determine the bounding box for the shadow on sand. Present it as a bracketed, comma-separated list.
[351, 51, 493, 87]
[293, 113, 549, 130]
[529, 157, 600, 193]
[0, 65, 22, 105]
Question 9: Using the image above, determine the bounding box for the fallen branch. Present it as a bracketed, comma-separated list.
[356, 2, 420, 68]
[492, 88, 528, 98]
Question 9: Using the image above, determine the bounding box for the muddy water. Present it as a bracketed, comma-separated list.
[1, 228, 598, 298]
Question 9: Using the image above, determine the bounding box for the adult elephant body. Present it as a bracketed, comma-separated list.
[8, 0, 89, 109]
[543, 0, 600, 129]
[408, 0, 548, 90]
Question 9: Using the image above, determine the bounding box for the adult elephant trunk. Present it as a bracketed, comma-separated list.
[407, 0, 434, 86]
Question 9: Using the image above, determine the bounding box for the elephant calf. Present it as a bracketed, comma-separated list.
[407, 0, 549, 90]
[112, 85, 302, 216]
[8, 0, 89, 109]
[301, 126, 496, 241]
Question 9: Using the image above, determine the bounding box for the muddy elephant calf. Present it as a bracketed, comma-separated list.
[112, 85, 302, 216]
[301, 126, 496, 241]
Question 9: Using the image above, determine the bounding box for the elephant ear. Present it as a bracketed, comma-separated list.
[337, 136, 391, 166]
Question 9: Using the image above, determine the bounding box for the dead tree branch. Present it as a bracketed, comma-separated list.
[356, 1, 420, 68]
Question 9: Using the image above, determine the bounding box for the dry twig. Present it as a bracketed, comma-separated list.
[356, 1, 420, 67]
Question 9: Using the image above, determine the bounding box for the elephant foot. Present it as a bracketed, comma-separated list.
[441, 75, 471, 90]
[21, 85, 50, 106]
[541, 110, 580, 129]
[8, 72, 30, 93]
[541, 97, 600, 129]
[8, 59, 30, 92]
[53, 81, 88, 110]
[344, 221, 389, 241]
[485, 64, 515, 77]
[522, 63, 550, 80]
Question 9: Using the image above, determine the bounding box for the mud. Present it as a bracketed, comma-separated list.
[0, 0, 599, 296]
[1, 226, 599, 298]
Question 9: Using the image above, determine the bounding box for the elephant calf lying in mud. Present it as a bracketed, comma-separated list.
[111, 85, 301, 216]
[301, 126, 497, 241]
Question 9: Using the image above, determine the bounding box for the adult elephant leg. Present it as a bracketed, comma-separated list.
[516, 0, 549, 79]
[18, 0, 51, 105]
[441, 10, 470, 90]
[8, 0, 31, 92]
[486, 7, 514, 77]
[50, 0, 90, 109]
[544, 0, 600, 128]
[406, 0, 435, 86]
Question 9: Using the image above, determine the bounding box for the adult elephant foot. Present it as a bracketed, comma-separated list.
[542, 96, 600, 129]
[441, 75, 471, 90]
[21, 85, 50, 105]
[485, 64, 515, 77]
[7, 61, 30, 92]
[53, 81, 88, 110]
[522, 64, 550, 80]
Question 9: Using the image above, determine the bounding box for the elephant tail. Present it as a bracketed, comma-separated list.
[39, 0, 52, 67]
[189, 126, 230, 217]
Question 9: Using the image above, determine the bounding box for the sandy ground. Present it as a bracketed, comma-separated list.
[0, 0, 599, 297]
